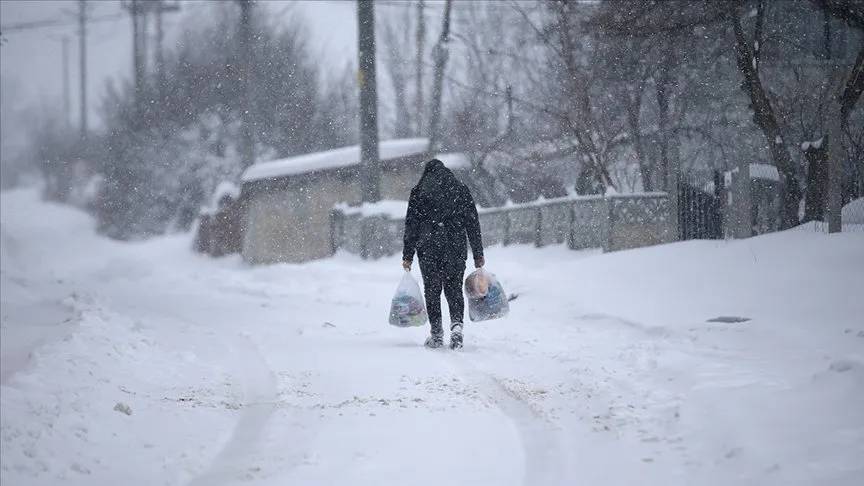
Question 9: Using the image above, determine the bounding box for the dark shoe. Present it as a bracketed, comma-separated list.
[424, 333, 444, 349]
[449, 323, 463, 350]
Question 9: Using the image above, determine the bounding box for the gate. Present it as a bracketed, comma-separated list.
[678, 171, 724, 240]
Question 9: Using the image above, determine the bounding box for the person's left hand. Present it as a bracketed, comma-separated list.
[474, 256, 485, 268]
[402, 260, 412, 271]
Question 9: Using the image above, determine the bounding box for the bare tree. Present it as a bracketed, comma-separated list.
[381, 12, 414, 138]
[725, 1, 802, 228]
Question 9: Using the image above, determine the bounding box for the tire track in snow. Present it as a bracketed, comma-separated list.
[449, 354, 568, 486]
[187, 332, 277, 486]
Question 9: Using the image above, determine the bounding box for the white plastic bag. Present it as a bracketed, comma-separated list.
[388, 270, 428, 327]
[464, 268, 509, 322]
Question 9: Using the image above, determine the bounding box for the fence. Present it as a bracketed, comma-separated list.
[678, 172, 724, 241]
[331, 193, 673, 259]
[805, 196, 864, 232]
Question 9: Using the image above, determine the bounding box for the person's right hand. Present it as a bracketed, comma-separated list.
[474, 256, 485, 268]
[402, 260, 412, 271]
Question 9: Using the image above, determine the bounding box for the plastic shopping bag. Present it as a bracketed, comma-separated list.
[388, 270, 428, 327]
[464, 268, 510, 322]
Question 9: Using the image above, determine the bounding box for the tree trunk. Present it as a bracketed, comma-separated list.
[625, 91, 654, 192]
[802, 142, 829, 222]
[656, 48, 674, 191]
[729, 1, 800, 229]
[553, 2, 615, 191]
[840, 43, 864, 126]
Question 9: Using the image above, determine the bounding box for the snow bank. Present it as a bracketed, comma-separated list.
[842, 197, 864, 224]
[2, 187, 862, 486]
[242, 138, 429, 182]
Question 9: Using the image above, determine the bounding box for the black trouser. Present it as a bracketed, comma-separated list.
[419, 257, 466, 335]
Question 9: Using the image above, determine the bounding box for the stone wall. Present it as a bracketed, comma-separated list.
[332, 193, 673, 259]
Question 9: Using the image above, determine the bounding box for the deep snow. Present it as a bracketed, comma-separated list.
[1, 188, 863, 486]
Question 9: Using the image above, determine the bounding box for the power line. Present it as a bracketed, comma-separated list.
[1, 12, 125, 34]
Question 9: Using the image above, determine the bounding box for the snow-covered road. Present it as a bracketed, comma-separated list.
[2, 188, 863, 486]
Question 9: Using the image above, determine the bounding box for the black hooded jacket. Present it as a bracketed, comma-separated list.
[403, 159, 484, 264]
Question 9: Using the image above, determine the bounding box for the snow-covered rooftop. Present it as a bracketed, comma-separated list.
[242, 138, 430, 182]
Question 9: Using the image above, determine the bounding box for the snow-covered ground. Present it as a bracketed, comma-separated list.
[2, 187, 863, 486]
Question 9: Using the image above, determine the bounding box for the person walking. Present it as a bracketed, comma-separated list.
[402, 159, 484, 349]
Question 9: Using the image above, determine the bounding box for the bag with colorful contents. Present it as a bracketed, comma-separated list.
[388, 271, 428, 327]
[464, 268, 509, 322]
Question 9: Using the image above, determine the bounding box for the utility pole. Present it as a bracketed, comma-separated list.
[415, 0, 425, 137]
[823, 16, 843, 234]
[141, 9, 149, 80]
[358, 0, 380, 202]
[155, 1, 164, 93]
[826, 71, 844, 233]
[122, 0, 143, 110]
[62, 35, 71, 130]
[235, 0, 255, 168]
[78, 0, 88, 140]
[122, 0, 179, 108]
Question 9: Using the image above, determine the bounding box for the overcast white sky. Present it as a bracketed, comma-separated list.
[0, 0, 359, 142]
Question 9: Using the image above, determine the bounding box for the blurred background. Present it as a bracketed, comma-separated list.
[1, 0, 862, 246]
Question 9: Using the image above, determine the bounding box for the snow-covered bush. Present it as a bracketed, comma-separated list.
[91, 3, 358, 240]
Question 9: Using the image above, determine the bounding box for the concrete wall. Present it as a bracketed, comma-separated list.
[241, 158, 427, 265]
[333, 193, 673, 260]
[242, 171, 362, 264]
